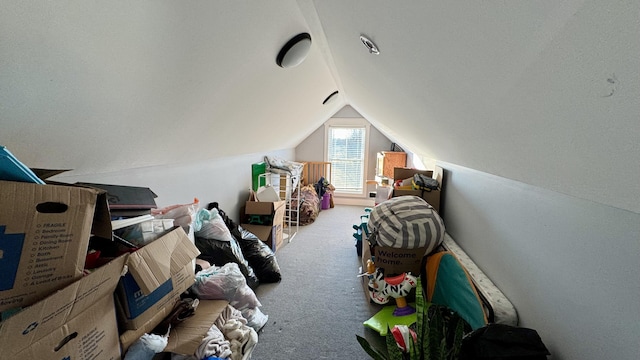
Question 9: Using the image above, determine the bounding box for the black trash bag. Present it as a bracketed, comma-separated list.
[208, 202, 281, 283]
[194, 208, 260, 289]
[236, 225, 282, 283]
[459, 323, 550, 360]
[195, 235, 260, 290]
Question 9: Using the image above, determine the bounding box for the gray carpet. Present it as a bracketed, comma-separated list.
[251, 204, 385, 359]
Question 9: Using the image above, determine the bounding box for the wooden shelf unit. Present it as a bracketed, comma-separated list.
[376, 151, 407, 179]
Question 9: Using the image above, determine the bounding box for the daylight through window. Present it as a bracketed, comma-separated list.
[327, 126, 366, 194]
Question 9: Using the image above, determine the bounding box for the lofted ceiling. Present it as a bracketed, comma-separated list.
[1, 0, 638, 213]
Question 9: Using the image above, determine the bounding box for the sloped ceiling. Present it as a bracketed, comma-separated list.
[1, 0, 638, 213]
[1, 0, 344, 173]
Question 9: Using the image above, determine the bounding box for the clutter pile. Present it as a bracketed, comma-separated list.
[357, 190, 550, 359]
[0, 148, 281, 360]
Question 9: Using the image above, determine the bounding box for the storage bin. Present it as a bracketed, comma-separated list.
[322, 193, 331, 209]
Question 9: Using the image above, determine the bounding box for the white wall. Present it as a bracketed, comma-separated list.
[439, 161, 640, 360]
[296, 106, 394, 184]
[52, 149, 295, 223]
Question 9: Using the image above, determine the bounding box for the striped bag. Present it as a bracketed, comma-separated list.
[367, 195, 445, 252]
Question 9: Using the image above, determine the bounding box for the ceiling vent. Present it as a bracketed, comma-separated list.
[359, 35, 380, 55]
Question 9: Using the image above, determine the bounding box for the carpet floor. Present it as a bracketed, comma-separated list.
[251, 204, 385, 359]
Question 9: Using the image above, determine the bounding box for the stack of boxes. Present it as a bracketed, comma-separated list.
[0, 178, 225, 357]
[240, 194, 286, 252]
[360, 165, 444, 303]
[0, 180, 123, 358]
[391, 166, 443, 213]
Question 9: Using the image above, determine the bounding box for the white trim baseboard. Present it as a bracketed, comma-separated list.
[333, 196, 375, 207]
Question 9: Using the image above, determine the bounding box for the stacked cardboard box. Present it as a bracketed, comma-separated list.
[360, 232, 428, 304]
[0, 179, 121, 358]
[0, 180, 112, 312]
[0, 179, 213, 357]
[240, 198, 286, 252]
[391, 166, 443, 212]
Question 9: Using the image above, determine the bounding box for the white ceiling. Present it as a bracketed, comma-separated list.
[1, 0, 638, 213]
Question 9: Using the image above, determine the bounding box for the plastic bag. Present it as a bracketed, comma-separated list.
[192, 263, 261, 310]
[151, 198, 200, 230]
[194, 208, 235, 242]
[236, 225, 282, 283]
[459, 323, 550, 360]
[209, 203, 281, 283]
[195, 228, 260, 289]
[241, 306, 269, 332]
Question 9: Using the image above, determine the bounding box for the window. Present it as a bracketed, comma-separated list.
[326, 121, 368, 195]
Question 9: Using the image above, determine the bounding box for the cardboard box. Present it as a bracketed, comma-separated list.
[0, 255, 127, 359]
[0, 180, 111, 312]
[392, 166, 443, 212]
[119, 299, 229, 354]
[373, 246, 428, 276]
[163, 299, 229, 355]
[240, 198, 285, 251]
[360, 234, 426, 303]
[116, 226, 200, 330]
[242, 199, 286, 226]
[118, 303, 170, 352]
[241, 223, 283, 252]
[360, 241, 375, 304]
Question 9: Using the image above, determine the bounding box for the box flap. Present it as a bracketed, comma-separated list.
[127, 227, 200, 295]
[432, 165, 443, 185]
[240, 224, 274, 242]
[29, 168, 72, 180]
[75, 182, 158, 210]
[0, 254, 127, 355]
[164, 299, 229, 355]
[244, 200, 285, 215]
[45, 181, 114, 239]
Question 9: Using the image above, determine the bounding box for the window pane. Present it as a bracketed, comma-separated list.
[328, 127, 365, 193]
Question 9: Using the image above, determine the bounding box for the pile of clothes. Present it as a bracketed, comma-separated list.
[124, 300, 259, 360]
[122, 203, 280, 360]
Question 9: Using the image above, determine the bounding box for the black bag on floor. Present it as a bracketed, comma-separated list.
[195, 236, 260, 290]
[236, 225, 282, 283]
[207, 202, 281, 284]
[459, 323, 550, 360]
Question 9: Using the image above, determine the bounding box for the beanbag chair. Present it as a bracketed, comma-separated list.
[368, 195, 445, 253]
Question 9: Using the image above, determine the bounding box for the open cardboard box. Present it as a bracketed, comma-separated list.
[240, 195, 286, 252]
[0, 255, 128, 359]
[163, 299, 229, 355]
[0, 180, 112, 312]
[241, 223, 283, 252]
[392, 166, 443, 212]
[360, 232, 427, 304]
[116, 226, 200, 331]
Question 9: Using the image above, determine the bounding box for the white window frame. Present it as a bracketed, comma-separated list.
[324, 118, 370, 197]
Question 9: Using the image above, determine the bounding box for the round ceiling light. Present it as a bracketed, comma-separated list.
[276, 33, 312, 68]
[360, 35, 380, 55]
